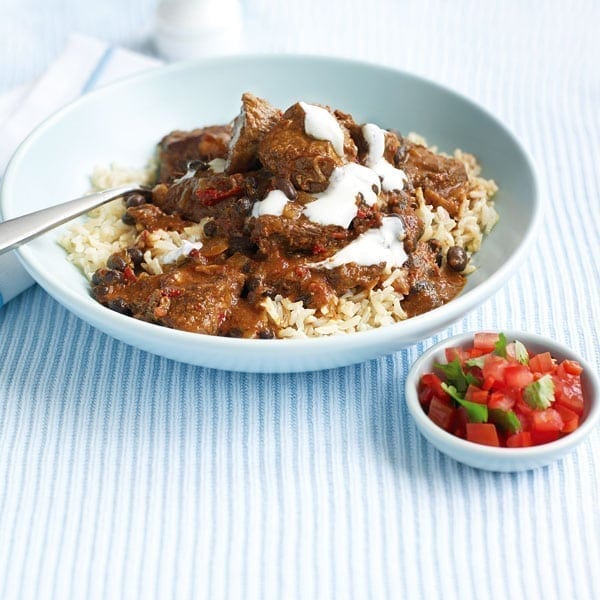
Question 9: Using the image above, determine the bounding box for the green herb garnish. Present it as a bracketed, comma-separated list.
[441, 382, 488, 423]
[435, 359, 480, 393]
[513, 340, 529, 365]
[523, 374, 555, 409]
[494, 332, 508, 357]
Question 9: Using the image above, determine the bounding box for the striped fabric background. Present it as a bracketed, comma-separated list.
[0, 1, 599, 598]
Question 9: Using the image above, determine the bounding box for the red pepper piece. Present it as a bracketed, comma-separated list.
[123, 266, 137, 282]
[195, 185, 243, 206]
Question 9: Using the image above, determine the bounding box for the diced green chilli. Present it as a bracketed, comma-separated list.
[494, 332, 508, 357]
[489, 409, 522, 434]
[441, 382, 488, 423]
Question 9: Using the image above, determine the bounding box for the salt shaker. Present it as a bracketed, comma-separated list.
[154, 0, 244, 60]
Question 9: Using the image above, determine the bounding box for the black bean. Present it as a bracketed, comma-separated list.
[186, 159, 209, 171]
[203, 220, 218, 237]
[447, 246, 468, 272]
[224, 328, 243, 338]
[92, 268, 124, 286]
[258, 330, 275, 339]
[125, 193, 147, 208]
[121, 211, 136, 225]
[92, 284, 110, 297]
[107, 298, 131, 315]
[127, 247, 144, 266]
[274, 177, 298, 201]
[107, 253, 127, 271]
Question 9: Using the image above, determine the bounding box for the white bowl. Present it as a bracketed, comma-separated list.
[405, 331, 600, 471]
[0, 56, 539, 372]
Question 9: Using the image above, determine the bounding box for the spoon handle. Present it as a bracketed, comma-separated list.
[0, 184, 145, 256]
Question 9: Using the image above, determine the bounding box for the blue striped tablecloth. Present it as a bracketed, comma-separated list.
[0, 1, 599, 599]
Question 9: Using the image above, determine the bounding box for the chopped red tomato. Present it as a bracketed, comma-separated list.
[506, 432, 533, 448]
[418, 332, 586, 448]
[530, 408, 564, 432]
[428, 397, 455, 431]
[466, 423, 500, 447]
[529, 352, 555, 374]
[420, 373, 451, 403]
[465, 385, 489, 405]
[473, 332, 500, 353]
[504, 364, 534, 389]
[488, 391, 514, 411]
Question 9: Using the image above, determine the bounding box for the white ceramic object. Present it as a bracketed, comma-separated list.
[0, 56, 539, 372]
[405, 331, 600, 471]
[155, 0, 243, 60]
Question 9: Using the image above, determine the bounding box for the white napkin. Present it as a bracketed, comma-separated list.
[0, 33, 161, 307]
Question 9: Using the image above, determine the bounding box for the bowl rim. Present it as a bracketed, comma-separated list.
[405, 330, 600, 459]
[0, 54, 541, 363]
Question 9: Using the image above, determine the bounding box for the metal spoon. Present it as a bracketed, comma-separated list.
[0, 184, 149, 256]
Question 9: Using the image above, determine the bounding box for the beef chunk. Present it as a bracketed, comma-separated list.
[250, 213, 350, 256]
[158, 125, 232, 182]
[152, 173, 246, 223]
[394, 138, 469, 218]
[258, 102, 358, 193]
[93, 263, 246, 335]
[225, 93, 282, 174]
[402, 240, 465, 316]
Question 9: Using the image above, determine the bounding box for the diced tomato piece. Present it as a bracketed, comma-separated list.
[453, 407, 469, 439]
[473, 332, 500, 353]
[553, 374, 584, 416]
[481, 375, 495, 391]
[467, 347, 486, 358]
[530, 408, 564, 432]
[554, 405, 580, 433]
[506, 431, 533, 448]
[488, 391, 514, 411]
[465, 385, 489, 405]
[428, 397, 456, 431]
[445, 347, 467, 364]
[530, 430, 561, 445]
[420, 373, 451, 403]
[466, 423, 500, 447]
[560, 359, 583, 376]
[482, 354, 509, 383]
[418, 383, 434, 409]
[515, 397, 534, 417]
[503, 364, 534, 389]
[529, 352, 555, 374]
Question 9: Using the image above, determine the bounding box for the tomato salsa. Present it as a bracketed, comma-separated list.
[418, 332, 585, 447]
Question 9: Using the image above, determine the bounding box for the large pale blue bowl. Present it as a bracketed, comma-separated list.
[0, 56, 539, 372]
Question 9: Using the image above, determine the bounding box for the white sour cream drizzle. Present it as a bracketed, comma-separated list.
[251, 189, 289, 217]
[303, 163, 381, 228]
[362, 123, 407, 192]
[172, 157, 226, 183]
[299, 101, 345, 157]
[208, 157, 226, 173]
[313, 217, 407, 269]
[161, 240, 204, 264]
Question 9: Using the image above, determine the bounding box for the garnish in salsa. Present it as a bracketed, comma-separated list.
[418, 332, 585, 447]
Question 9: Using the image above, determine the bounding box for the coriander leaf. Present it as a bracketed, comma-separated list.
[523, 374, 555, 409]
[441, 382, 488, 423]
[435, 359, 480, 393]
[489, 409, 522, 434]
[465, 356, 486, 369]
[494, 332, 508, 357]
[513, 340, 529, 365]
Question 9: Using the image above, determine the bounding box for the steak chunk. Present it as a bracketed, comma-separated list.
[258, 102, 358, 193]
[225, 93, 282, 174]
[395, 138, 469, 217]
[158, 125, 232, 182]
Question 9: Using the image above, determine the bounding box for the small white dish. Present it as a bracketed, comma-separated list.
[405, 331, 600, 471]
